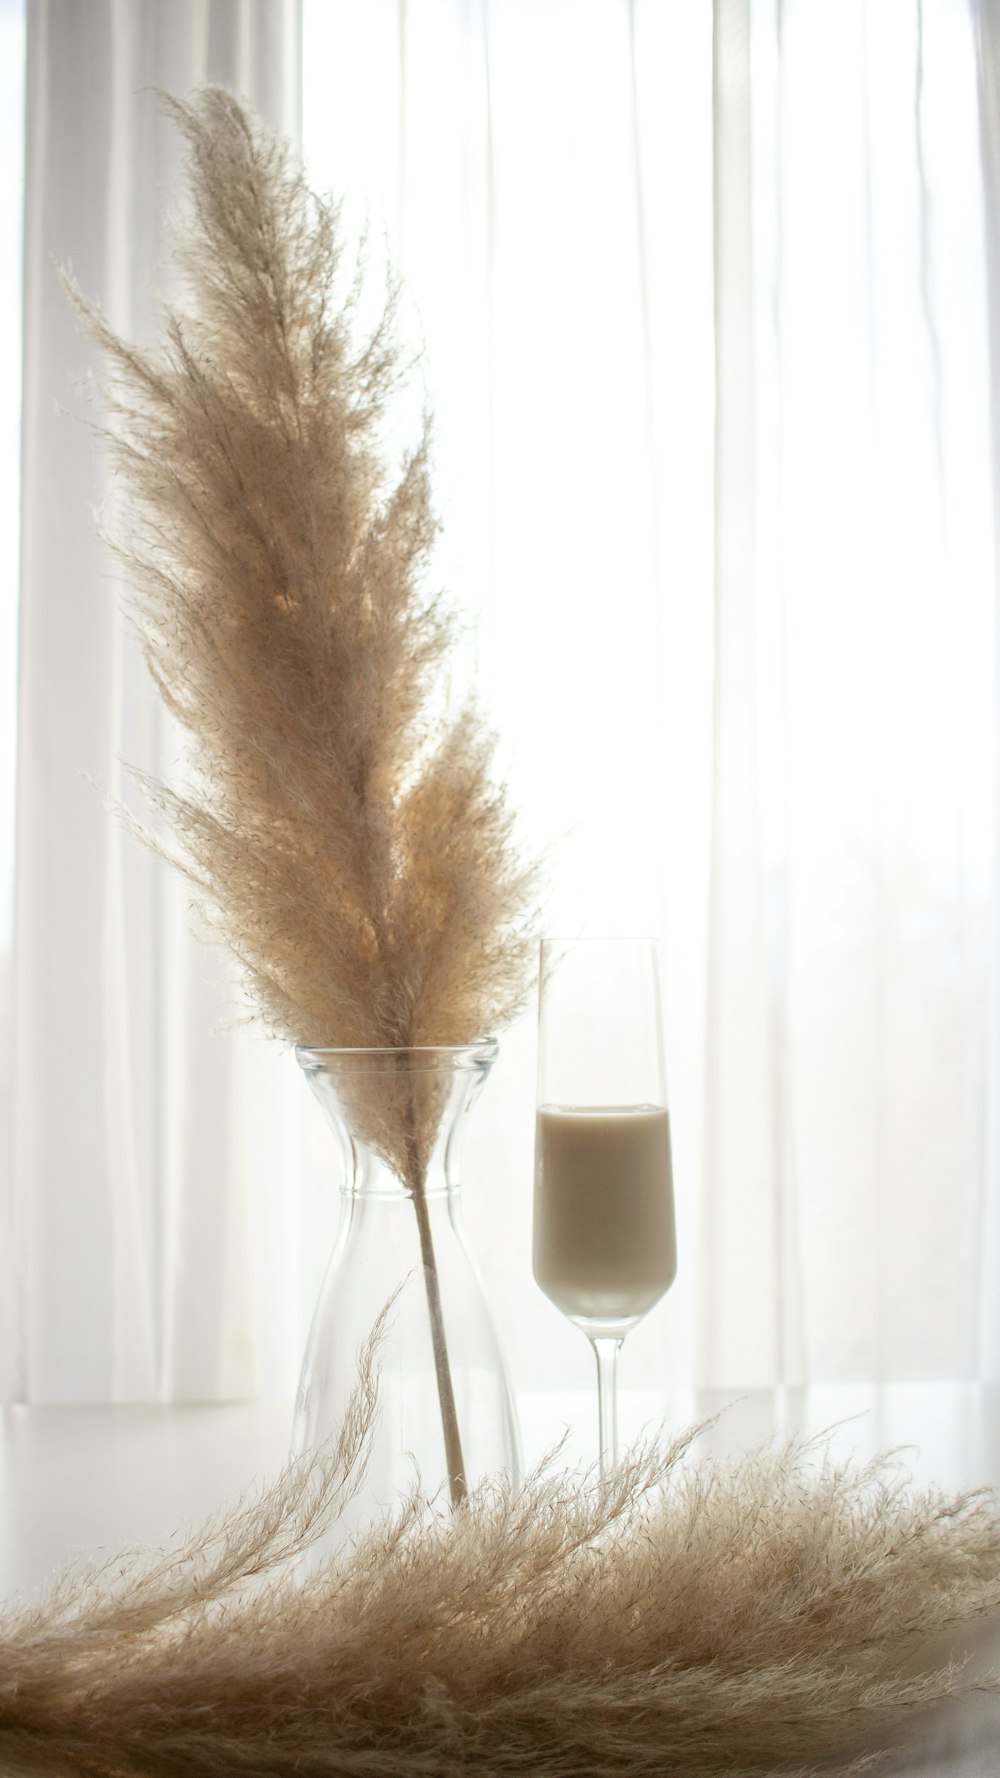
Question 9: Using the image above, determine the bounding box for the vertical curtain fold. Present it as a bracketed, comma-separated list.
[704, 0, 793, 1386]
[10, 0, 302, 1403]
[974, 0, 1000, 1380]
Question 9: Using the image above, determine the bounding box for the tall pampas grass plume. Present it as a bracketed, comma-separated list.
[65, 86, 541, 1502]
[66, 85, 538, 1080]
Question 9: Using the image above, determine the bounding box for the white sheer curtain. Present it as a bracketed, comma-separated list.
[6, 0, 303, 1403]
[300, 0, 1000, 1396]
[706, 0, 995, 1385]
[6, 0, 1000, 1404]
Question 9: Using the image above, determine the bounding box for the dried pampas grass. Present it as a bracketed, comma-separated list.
[66, 86, 538, 1067]
[2, 1338, 999, 1777]
[67, 86, 541, 1504]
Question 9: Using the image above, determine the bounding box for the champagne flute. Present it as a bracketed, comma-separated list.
[532, 937, 676, 1473]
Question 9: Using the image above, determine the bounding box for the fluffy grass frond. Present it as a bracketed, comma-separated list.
[66, 88, 541, 1499]
[67, 88, 539, 1078]
[1, 1343, 998, 1777]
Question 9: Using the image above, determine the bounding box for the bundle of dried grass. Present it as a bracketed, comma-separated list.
[2, 1338, 999, 1777]
[67, 87, 539, 1501]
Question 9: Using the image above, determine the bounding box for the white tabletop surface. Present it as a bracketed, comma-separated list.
[3, 1384, 1000, 1774]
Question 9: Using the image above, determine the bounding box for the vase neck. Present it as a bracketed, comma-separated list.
[296, 1042, 496, 1194]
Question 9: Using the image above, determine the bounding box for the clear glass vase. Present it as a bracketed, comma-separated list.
[291, 1040, 521, 1539]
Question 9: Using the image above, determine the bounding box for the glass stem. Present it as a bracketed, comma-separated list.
[591, 1336, 623, 1475]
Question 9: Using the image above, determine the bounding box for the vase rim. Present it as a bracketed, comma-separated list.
[295, 1037, 498, 1071]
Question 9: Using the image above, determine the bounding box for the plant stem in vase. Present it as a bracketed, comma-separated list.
[292, 1044, 519, 1533]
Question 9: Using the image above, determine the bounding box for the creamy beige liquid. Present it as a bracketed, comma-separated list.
[533, 1104, 676, 1323]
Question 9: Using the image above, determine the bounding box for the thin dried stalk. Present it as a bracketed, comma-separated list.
[1, 1342, 999, 1777]
[66, 88, 540, 1501]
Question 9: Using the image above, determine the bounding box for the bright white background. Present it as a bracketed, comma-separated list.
[300, 0, 998, 1399]
[3, 0, 1000, 1413]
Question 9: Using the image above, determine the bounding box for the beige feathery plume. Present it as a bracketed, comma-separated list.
[68, 87, 537, 1063]
[67, 87, 540, 1502]
[1, 1342, 999, 1778]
